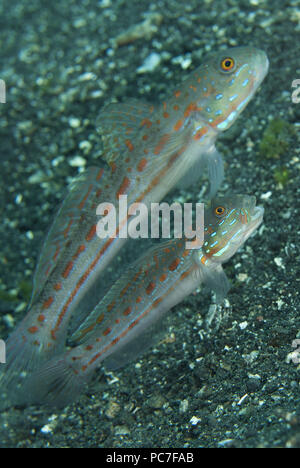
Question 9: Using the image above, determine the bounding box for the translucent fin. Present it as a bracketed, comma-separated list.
[176, 154, 207, 190]
[133, 122, 196, 194]
[70, 239, 181, 344]
[104, 312, 170, 371]
[97, 98, 155, 164]
[29, 166, 103, 307]
[199, 263, 229, 303]
[17, 355, 89, 409]
[205, 146, 224, 199]
[0, 313, 66, 409]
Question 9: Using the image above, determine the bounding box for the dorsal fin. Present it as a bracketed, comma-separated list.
[29, 166, 104, 306]
[96, 98, 156, 164]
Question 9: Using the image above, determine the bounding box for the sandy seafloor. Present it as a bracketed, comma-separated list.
[0, 0, 299, 448]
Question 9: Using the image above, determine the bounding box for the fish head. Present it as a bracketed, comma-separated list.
[199, 194, 264, 264]
[194, 47, 269, 132]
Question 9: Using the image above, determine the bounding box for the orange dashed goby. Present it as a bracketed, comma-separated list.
[0, 47, 268, 399]
[18, 195, 263, 408]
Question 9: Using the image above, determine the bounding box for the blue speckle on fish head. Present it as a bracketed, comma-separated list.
[201, 194, 264, 264]
[194, 47, 269, 132]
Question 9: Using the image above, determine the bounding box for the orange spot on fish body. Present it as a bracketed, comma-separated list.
[120, 281, 132, 298]
[137, 158, 147, 172]
[110, 162, 117, 173]
[73, 244, 86, 259]
[63, 219, 73, 238]
[184, 102, 201, 119]
[141, 118, 152, 128]
[153, 297, 163, 307]
[97, 313, 104, 324]
[174, 90, 181, 98]
[116, 176, 130, 199]
[123, 306, 132, 316]
[154, 133, 170, 155]
[125, 139, 134, 152]
[62, 261, 74, 279]
[180, 270, 190, 280]
[86, 224, 97, 242]
[180, 265, 194, 281]
[193, 127, 208, 141]
[201, 256, 207, 265]
[169, 257, 181, 271]
[128, 319, 139, 330]
[28, 326, 39, 334]
[78, 185, 93, 210]
[42, 297, 54, 309]
[146, 281, 156, 295]
[53, 246, 60, 261]
[174, 119, 183, 132]
[111, 337, 120, 346]
[107, 301, 115, 313]
[160, 273, 167, 282]
[53, 282, 62, 291]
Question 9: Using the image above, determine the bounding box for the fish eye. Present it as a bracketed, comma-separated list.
[215, 205, 225, 216]
[220, 57, 235, 72]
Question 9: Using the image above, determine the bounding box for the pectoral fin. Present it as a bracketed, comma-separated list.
[199, 263, 230, 303]
[204, 146, 224, 198]
[176, 154, 207, 190]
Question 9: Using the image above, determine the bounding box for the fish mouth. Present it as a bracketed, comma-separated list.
[229, 201, 264, 249]
[243, 205, 264, 242]
[255, 49, 269, 85]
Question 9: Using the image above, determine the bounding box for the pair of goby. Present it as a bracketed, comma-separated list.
[0, 47, 268, 407]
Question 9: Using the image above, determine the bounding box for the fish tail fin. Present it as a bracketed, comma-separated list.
[0, 315, 64, 408]
[17, 353, 89, 409]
